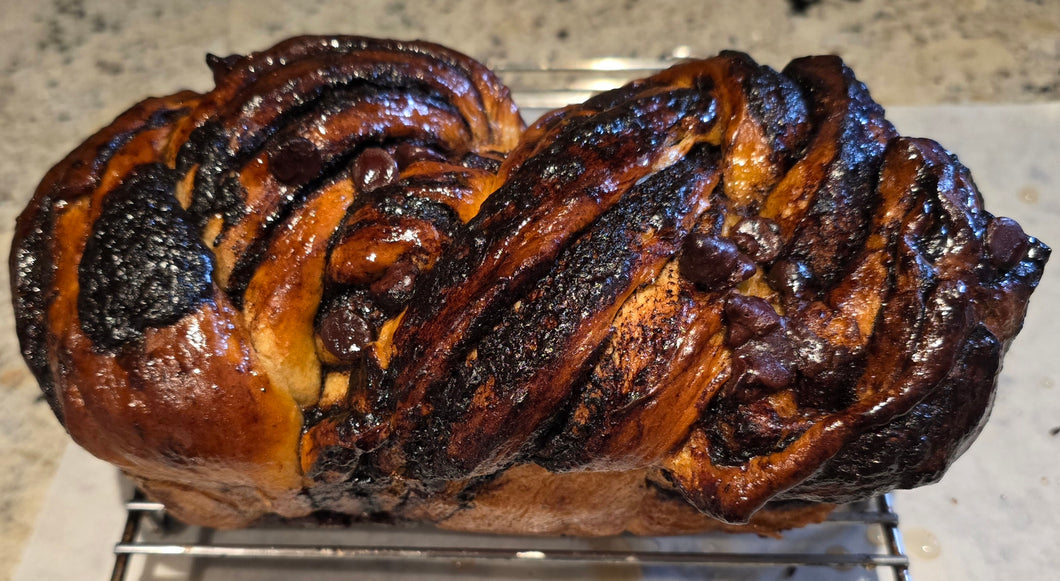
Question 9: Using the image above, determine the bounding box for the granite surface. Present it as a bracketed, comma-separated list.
[1, 1, 1058, 579]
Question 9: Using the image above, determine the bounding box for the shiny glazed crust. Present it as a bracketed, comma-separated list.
[11, 36, 1048, 533]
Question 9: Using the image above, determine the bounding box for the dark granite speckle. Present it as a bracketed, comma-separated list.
[789, 0, 822, 15]
[53, 0, 87, 19]
[94, 59, 123, 75]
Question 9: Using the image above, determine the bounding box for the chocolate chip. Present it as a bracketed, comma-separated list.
[319, 301, 375, 363]
[986, 216, 1030, 270]
[733, 329, 795, 390]
[724, 295, 781, 346]
[369, 259, 420, 313]
[394, 143, 446, 169]
[351, 147, 398, 192]
[767, 259, 814, 296]
[733, 348, 792, 391]
[728, 324, 755, 348]
[752, 354, 794, 390]
[270, 137, 323, 185]
[789, 323, 831, 379]
[731, 217, 783, 263]
[679, 233, 756, 291]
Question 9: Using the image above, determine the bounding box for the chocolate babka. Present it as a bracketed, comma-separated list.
[11, 36, 1048, 534]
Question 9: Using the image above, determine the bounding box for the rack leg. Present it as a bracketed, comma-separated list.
[110, 491, 145, 581]
[877, 494, 912, 581]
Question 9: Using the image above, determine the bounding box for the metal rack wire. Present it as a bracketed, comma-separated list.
[495, 51, 696, 114]
[111, 491, 910, 580]
[109, 55, 912, 581]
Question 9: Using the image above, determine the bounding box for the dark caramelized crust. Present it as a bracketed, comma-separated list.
[11, 38, 1048, 532]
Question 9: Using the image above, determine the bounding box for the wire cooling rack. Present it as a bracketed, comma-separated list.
[496, 50, 696, 115]
[111, 490, 911, 580]
[109, 56, 912, 581]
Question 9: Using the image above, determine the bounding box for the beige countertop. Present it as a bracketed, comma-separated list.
[1, 1, 1058, 579]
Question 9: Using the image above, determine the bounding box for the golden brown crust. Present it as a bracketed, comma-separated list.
[428, 465, 834, 537]
[11, 37, 1048, 532]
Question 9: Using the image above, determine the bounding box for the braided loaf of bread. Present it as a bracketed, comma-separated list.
[11, 36, 1048, 534]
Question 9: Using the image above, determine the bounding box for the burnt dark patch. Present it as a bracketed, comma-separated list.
[224, 149, 372, 308]
[11, 103, 191, 417]
[411, 147, 719, 478]
[793, 326, 1001, 501]
[580, 79, 657, 112]
[11, 201, 60, 415]
[390, 90, 718, 465]
[78, 163, 214, 350]
[459, 152, 502, 173]
[178, 121, 244, 230]
[728, 52, 810, 165]
[780, 57, 895, 289]
[373, 188, 463, 238]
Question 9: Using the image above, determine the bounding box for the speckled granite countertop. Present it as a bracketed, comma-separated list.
[1, 0, 1058, 579]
